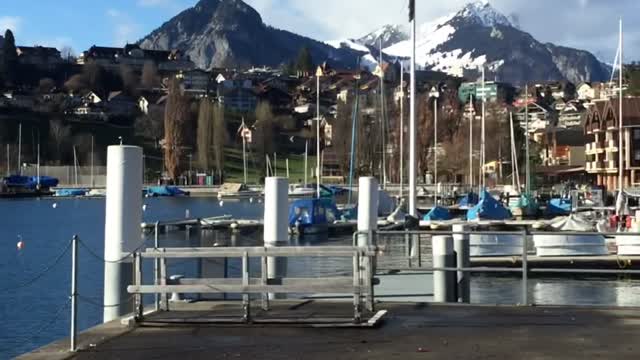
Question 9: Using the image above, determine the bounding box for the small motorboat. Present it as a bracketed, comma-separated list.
[217, 183, 262, 198]
[288, 198, 341, 235]
[55, 188, 89, 197]
[0, 175, 58, 198]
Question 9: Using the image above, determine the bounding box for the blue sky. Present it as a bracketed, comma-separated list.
[0, 0, 638, 60]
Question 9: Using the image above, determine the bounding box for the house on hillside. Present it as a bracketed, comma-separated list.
[16, 46, 62, 69]
[177, 69, 211, 93]
[78, 44, 194, 72]
[556, 100, 587, 129]
[219, 87, 257, 113]
[584, 97, 640, 189]
[107, 91, 139, 117]
[514, 102, 558, 133]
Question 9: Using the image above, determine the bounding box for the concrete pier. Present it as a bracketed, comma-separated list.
[18, 301, 640, 360]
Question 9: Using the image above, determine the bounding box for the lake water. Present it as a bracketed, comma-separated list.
[1, 197, 640, 359]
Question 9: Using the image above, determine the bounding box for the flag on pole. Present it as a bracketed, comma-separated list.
[409, 0, 415, 21]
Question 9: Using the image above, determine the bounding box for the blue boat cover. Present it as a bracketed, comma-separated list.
[288, 198, 341, 227]
[546, 198, 571, 216]
[55, 188, 88, 197]
[146, 186, 189, 197]
[458, 192, 479, 207]
[4, 175, 59, 189]
[423, 206, 452, 221]
[467, 190, 512, 221]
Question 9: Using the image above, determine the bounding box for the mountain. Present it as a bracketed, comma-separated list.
[139, 0, 362, 69]
[357, 25, 409, 49]
[333, 1, 610, 84]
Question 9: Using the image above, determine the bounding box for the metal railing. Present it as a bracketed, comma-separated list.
[128, 245, 379, 323]
[354, 229, 640, 307]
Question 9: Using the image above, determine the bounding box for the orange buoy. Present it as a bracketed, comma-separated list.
[17, 241, 24, 250]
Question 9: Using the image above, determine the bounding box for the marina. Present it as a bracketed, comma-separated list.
[3, 0, 640, 359]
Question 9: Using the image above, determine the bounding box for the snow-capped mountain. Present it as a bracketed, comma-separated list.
[357, 25, 409, 49]
[330, 1, 609, 84]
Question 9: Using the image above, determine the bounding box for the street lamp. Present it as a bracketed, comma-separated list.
[429, 86, 440, 205]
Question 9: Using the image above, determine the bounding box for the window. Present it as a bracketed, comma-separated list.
[634, 129, 640, 140]
[635, 150, 640, 161]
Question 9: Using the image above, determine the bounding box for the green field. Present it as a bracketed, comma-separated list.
[223, 148, 316, 184]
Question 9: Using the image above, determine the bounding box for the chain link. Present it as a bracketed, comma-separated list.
[78, 238, 148, 264]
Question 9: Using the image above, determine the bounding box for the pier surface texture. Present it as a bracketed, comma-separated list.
[18, 301, 640, 360]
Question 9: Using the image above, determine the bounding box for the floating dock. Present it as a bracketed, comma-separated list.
[18, 301, 640, 360]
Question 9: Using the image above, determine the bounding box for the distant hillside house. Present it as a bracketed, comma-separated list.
[177, 69, 211, 93]
[16, 46, 62, 69]
[219, 87, 257, 113]
[78, 44, 195, 72]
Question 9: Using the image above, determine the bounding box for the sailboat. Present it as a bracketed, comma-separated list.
[1, 124, 58, 198]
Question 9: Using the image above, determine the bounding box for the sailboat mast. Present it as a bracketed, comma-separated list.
[480, 66, 486, 190]
[379, 38, 387, 188]
[408, 0, 417, 216]
[618, 18, 624, 193]
[17, 122, 22, 175]
[469, 93, 473, 188]
[525, 84, 531, 196]
[37, 142, 40, 187]
[399, 63, 404, 199]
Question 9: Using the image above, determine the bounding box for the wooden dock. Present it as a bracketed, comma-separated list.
[471, 254, 640, 271]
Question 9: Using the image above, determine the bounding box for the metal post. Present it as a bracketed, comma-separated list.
[434, 96, 438, 205]
[481, 67, 486, 190]
[432, 235, 455, 303]
[469, 94, 473, 188]
[525, 84, 531, 196]
[70, 235, 78, 352]
[91, 135, 95, 187]
[6, 144, 9, 176]
[453, 225, 470, 303]
[154, 222, 160, 311]
[521, 229, 529, 306]
[304, 140, 308, 186]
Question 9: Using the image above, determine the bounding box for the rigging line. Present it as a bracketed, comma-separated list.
[1, 240, 72, 292]
[78, 294, 136, 309]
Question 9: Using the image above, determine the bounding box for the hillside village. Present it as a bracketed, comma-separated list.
[1, 27, 640, 189]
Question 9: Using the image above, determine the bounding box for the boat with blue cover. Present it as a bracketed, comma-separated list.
[288, 198, 341, 234]
[145, 186, 190, 197]
[423, 206, 452, 221]
[0, 175, 59, 198]
[55, 188, 89, 197]
[545, 197, 572, 216]
[467, 190, 523, 257]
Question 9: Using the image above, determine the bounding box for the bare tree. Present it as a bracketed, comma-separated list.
[49, 119, 71, 164]
[211, 102, 227, 180]
[254, 101, 275, 177]
[332, 97, 354, 178]
[64, 74, 88, 94]
[60, 46, 76, 62]
[196, 99, 213, 170]
[164, 78, 190, 182]
[120, 64, 139, 96]
[141, 61, 159, 89]
[37, 78, 56, 94]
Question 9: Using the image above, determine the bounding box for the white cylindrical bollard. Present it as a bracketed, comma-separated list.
[103, 146, 143, 323]
[264, 177, 289, 246]
[452, 224, 471, 303]
[357, 177, 379, 247]
[169, 275, 185, 302]
[432, 235, 456, 303]
[264, 177, 289, 300]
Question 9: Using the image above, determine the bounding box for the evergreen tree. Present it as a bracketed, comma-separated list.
[2, 30, 18, 86]
[295, 47, 313, 76]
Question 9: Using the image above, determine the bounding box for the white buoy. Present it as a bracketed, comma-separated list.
[357, 177, 379, 247]
[52, 203, 58, 209]
[185, 209, 190, 219]
[142, 204, 147, 212]
[264, 177, 289, 300]
[103, 145, 143, 323]
[17, 236, 24, 250]
[219, 200, 224, 207]
[249, 197, 254, 203]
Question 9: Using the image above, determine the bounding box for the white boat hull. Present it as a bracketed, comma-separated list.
[616, 235, 640, 255]
[470, 234, 523, 257]
[534, 234, 608, 257]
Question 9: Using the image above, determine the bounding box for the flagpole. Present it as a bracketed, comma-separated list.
[469, 93, 473, 189]
[409, 0, 417, 217]
[480, 66, 486, 190]
[316, 67, 323, 199]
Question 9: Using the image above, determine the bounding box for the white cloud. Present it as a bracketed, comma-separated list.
[137, 0, 174, 7]
[106, 9, 139, 46]
[0, 16, 23, 33]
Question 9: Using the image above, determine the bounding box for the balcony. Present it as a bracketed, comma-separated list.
[606, 139, 619, 152]
[606, 160, 618, 172]
[586, 142, 605, 155]
[588, 161, 604, 172]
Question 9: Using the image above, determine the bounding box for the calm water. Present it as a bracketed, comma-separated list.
[1, 197, 640, 359]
